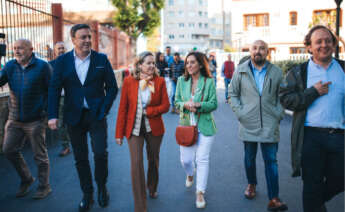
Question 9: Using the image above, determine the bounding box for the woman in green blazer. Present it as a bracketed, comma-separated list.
[175, 52, 217, 209]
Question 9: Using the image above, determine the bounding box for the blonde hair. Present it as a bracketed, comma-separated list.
[132, 51, 159, 80]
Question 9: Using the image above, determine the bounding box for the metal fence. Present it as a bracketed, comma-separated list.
[0, 0, 53, 62]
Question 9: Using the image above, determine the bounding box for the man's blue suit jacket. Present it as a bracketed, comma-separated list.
[48, 50, 118, 126]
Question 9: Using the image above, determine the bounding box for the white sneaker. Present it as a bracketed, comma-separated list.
[196, 191, 206, 209]
[185, 176, 194, 188]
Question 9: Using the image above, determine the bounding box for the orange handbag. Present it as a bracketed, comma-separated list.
[175, 78, 206, 146]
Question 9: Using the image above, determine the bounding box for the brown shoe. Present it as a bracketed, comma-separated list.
[16, 177, 35, 198]
[59, 147, 70, 157]
[149, 191, 158, 199]
[244, 184, 256, 199]
[32, 185, 52, 199]
[267, 197, 288, 211]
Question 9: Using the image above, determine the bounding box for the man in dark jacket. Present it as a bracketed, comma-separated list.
[280, 25, 344, 212]
[0, 39, 52, 199]
[49, 41, 71, 157]
[48, 24, 118, 211]
[170, 52, 184, 113]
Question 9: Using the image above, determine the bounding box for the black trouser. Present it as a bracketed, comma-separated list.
[302, 127, 344, 212]
[67, 109, 108, 196]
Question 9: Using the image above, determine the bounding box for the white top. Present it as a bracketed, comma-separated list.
[141, 86, 151, 109]
[190, 94, 197, 126]
[73, 50, 91, 108]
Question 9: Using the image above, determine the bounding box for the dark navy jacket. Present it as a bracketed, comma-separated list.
[0, 54, 52, 122]
[48, 50, 118, 126]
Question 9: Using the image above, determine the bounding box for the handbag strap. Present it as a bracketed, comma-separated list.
[195, 77, 207, 125]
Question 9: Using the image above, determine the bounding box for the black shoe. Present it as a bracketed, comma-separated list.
[16, 177, 35, 198]
[79, 195, 94, 212]
[98, 186, 109, 208]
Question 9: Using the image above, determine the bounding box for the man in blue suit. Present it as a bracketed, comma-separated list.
[48, 24, 118, 212]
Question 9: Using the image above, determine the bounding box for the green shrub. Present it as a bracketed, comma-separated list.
[273, 60, 307, 76]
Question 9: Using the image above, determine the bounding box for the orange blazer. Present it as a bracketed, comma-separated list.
[115, 75, 170, 139]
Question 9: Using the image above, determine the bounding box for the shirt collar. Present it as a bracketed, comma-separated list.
[73, 49, 91, 61]
[309, 57, 335, 71]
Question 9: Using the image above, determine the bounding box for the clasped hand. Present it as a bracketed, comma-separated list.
[184, 100, 200, 113]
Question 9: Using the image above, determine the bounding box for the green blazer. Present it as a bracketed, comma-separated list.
[174, 75, 217, 136]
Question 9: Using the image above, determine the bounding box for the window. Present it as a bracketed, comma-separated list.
[169, 34, 175, 39]
[179, 23, 184, 28]
[290, 12, 297, 25]
[204, 23, 208, 28]
[199, 0, 203, 5]
[189, 23, 195, 28]
[168, 0, 174, 6]
[204, 12, 208, 17]
[198, 11, 203, 17]
[313, 9, 342, 27]
[178, 10, 183, 17]
[177, 0, 184, 5]
[199, 23, 203, 28]
[189, 12, 196, 17]
[168, 11, 175, 17]
[179, 34, 185, 38]
[290, 47, 307, 54]
[188, 0, 196, 5]
[243, 13, 269, 30]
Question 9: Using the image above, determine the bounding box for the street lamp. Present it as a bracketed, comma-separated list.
[335, 0, 343, 58]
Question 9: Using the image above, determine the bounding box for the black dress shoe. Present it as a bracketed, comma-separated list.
[79, 196, 94, 212]
[98, 186, 109, 208]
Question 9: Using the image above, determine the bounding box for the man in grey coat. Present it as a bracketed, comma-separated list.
[229, 40, 287, 211]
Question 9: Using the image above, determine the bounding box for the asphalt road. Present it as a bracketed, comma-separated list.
[0, 88, 344, 212]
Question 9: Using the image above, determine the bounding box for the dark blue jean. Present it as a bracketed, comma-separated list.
[302, 127, 344, 212]
[224, 78, 231, 100]
[244, 142, 279, 200]
[171, 80, 176, 109]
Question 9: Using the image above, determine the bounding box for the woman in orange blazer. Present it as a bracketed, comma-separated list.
[115, 51, 170, 212]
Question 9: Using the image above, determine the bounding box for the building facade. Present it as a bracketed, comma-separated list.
[209, 12, 232, 50]
[229, 0, 344, 56]
[163, 0, 210, 54]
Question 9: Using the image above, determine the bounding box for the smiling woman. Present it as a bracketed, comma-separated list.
[115, 51, 170, 212]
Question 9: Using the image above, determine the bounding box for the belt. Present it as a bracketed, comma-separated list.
[305, 126, 344, 135]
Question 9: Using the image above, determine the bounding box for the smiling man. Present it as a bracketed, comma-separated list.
[229, 40, 288, 211]
[48, 24, 118, 212]
[280, 25, 344, 212]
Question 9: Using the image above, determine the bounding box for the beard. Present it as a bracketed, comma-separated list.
[252, 54, 266, 66]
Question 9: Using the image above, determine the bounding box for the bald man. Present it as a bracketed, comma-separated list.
[229, 40, 288, 211]
[0, 39, 52, 199]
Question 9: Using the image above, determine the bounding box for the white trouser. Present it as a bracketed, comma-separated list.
[164, 77, 172, 104]
[180, 132, 214, 193]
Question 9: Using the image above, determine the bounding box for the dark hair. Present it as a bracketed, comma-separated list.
[304, 25, 337, 47]
[165, 46, 171, 49]
[183, 51, 212, 81]
[70, 24, 91, 38]
[174, 52, 180, 57]
[156, 51, 163, 63]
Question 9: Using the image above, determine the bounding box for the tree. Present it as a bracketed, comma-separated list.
[111, 0, 164, 40]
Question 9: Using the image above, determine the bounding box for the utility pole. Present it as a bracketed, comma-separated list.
[222, 0, 225, 49]
[335, 0, 343, 58]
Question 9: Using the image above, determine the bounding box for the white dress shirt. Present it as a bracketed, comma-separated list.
[74, 50, 91, 108]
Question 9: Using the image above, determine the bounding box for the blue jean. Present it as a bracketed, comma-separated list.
[302, 127, 344, 212]
[212, 72, 217, 88]
[244, 142, 279, 200]
[171, 80, 176, 109]
[224, 78, 231, 100]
